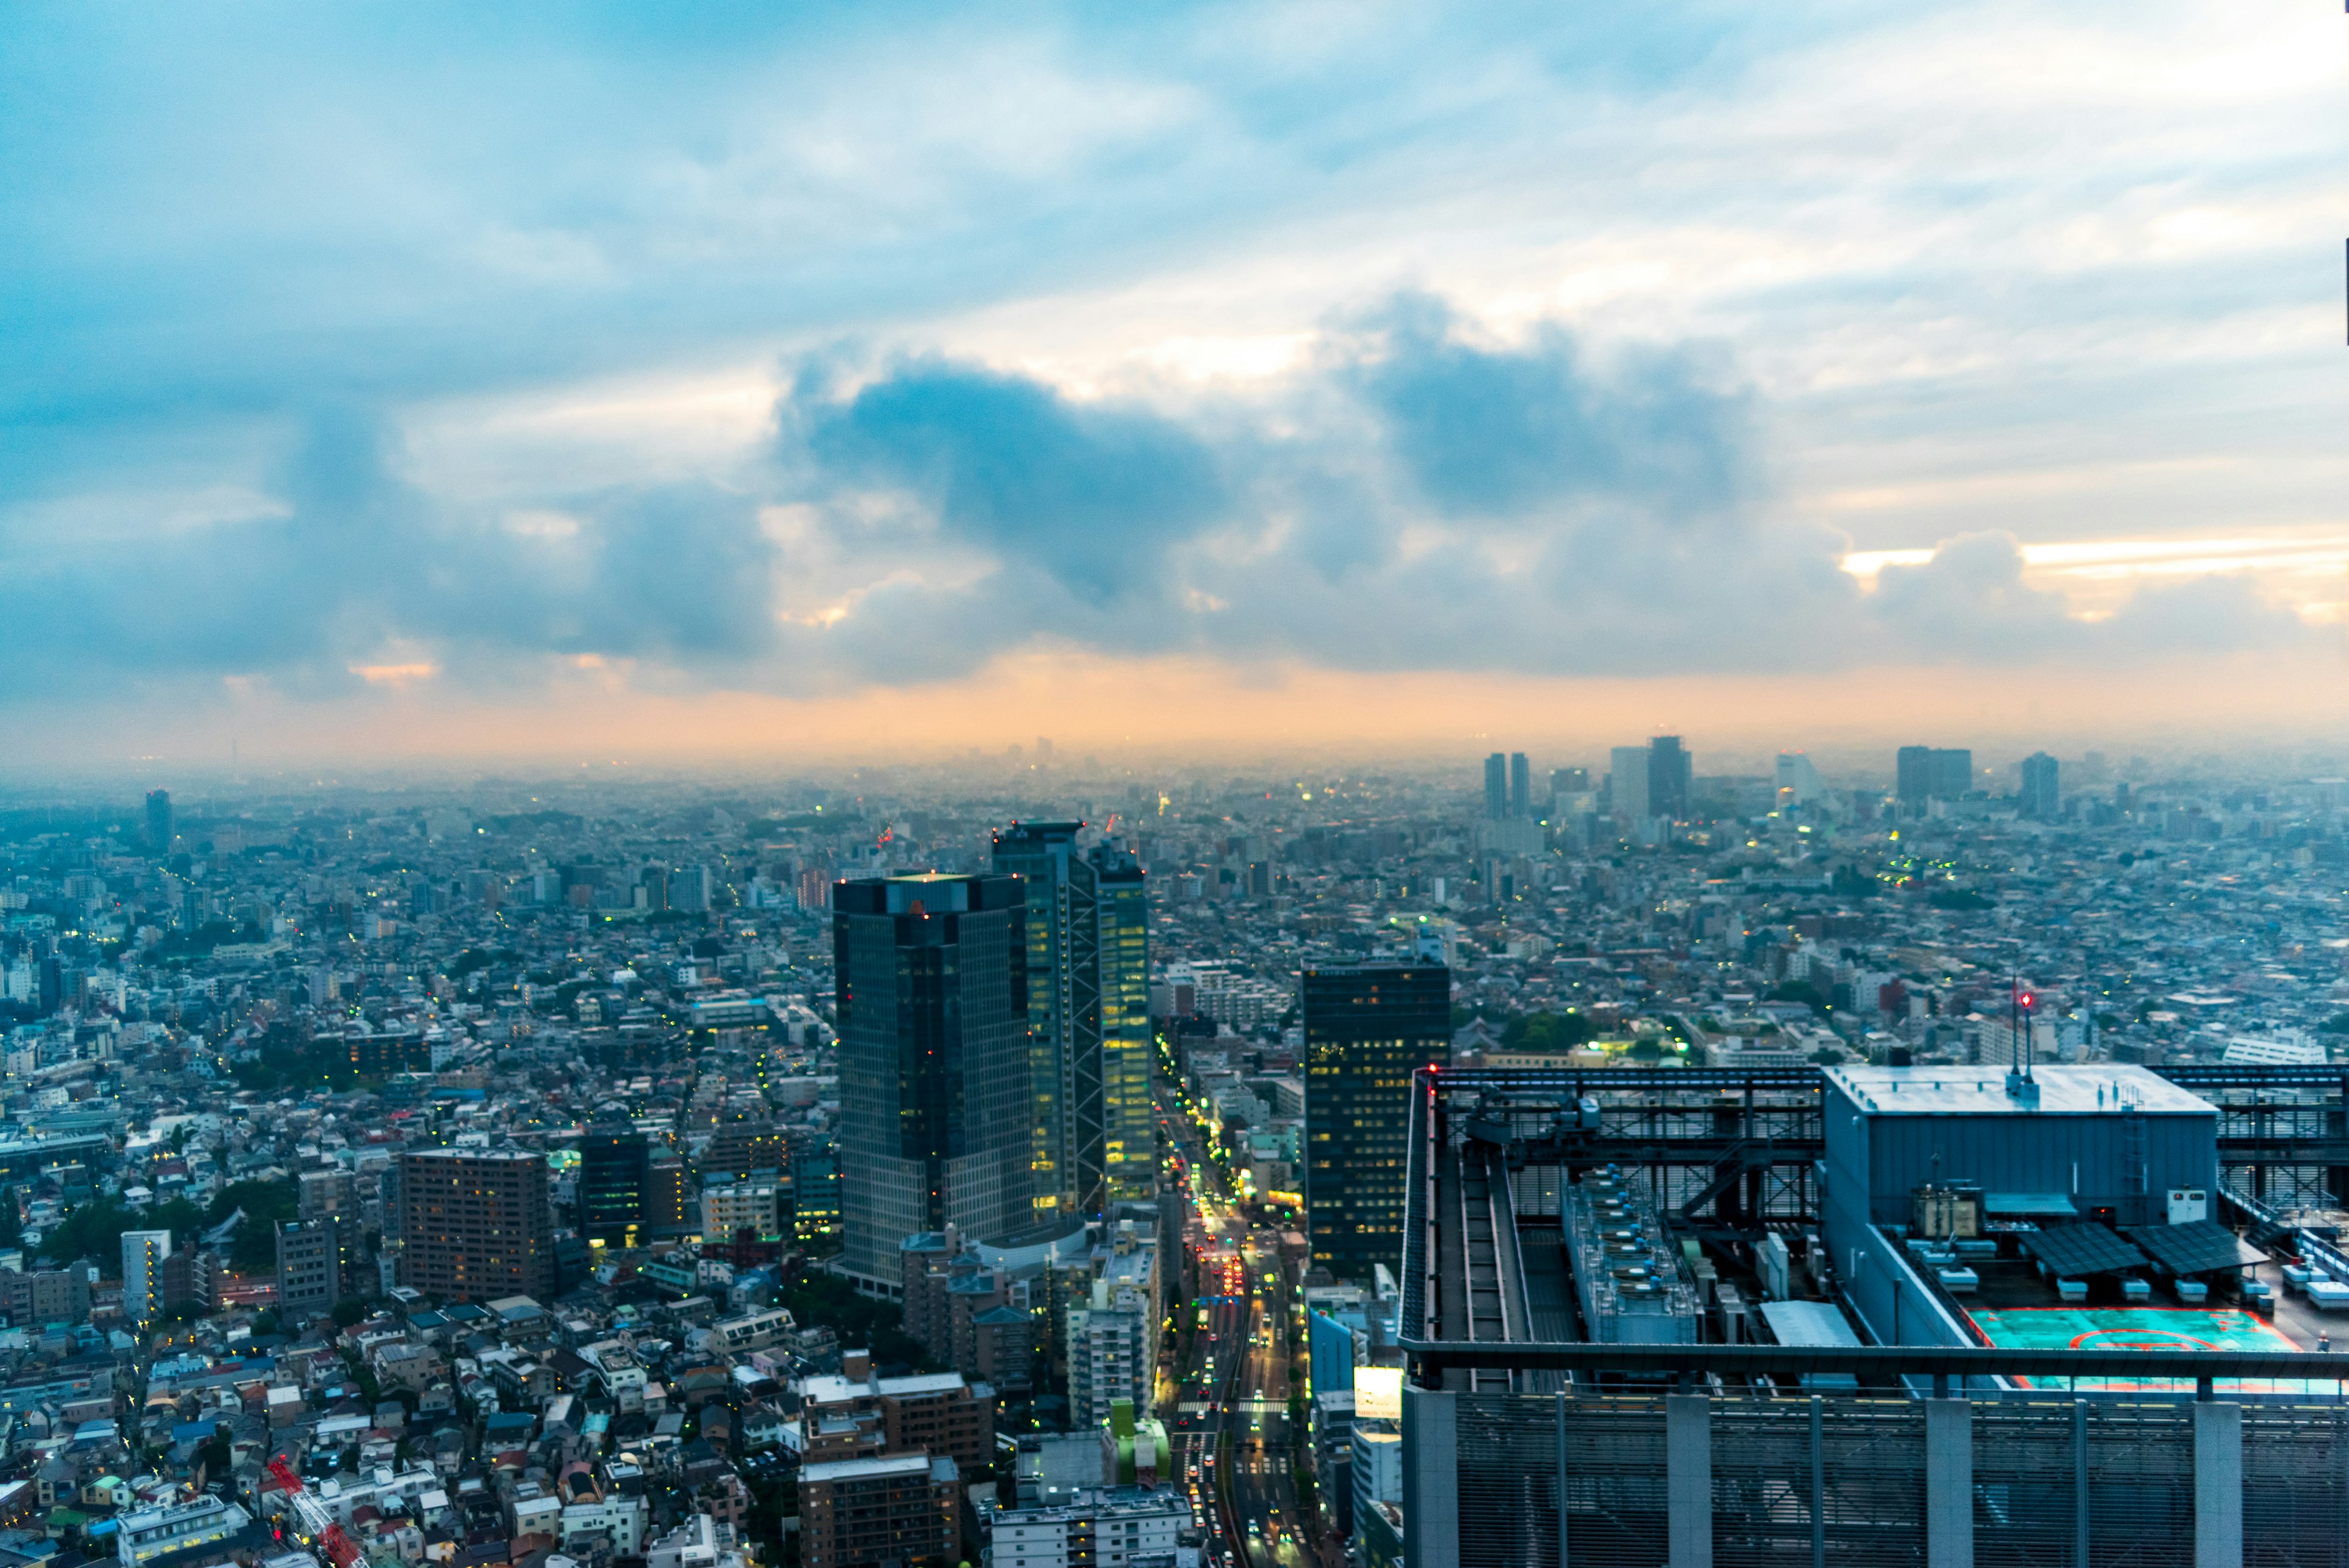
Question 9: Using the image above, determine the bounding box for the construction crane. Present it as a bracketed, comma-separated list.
[266, 1457, 363, 1568]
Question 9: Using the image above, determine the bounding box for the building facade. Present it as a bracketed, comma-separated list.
[796, 1454, 959, 1568]
[396, 1147, 555, 1302]
[578, 1130, 650, 1249]
[702, 1180, 784, 1242]
[834, 872, 1033, 1291]
[2021, 751, 2060, 820]
[990, 827, 1154, 1218]
[274, 1217, 345, 1320]
[1302, 961, 1450, 1281]
[121, 1229, 171, 1326]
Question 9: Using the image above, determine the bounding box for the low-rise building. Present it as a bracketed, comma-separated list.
[987, 1485, 1190, 1568]
[797, 1454, 957, 1568]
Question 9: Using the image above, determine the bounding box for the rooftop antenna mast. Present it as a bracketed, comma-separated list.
[2005, 973, 2041, 1107]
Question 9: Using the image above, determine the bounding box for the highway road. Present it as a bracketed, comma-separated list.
[1157, 1073, 1320, 1568]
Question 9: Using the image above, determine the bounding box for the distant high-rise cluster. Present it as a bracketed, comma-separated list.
[2021, 751, 2061, 820]
[1896, 745, 1975, 811]
[1481, 752, 1531, 819]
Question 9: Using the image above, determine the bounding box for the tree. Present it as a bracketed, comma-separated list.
[208, 1180, 299, 1273]
[783, 1271, 938, 1373]
[1500, 1011, 1598, 1053]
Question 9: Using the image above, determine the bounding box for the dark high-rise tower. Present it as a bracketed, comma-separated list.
[1483, 754, 1507, 819]
[1931, 748, 1975, 800]
[833, 872, 1031, 1291]
[990, 827, 1156, 1219]
[2020, 752, 2060, 820]
[1301, 959, 1450, 1281]
[1507, 752, 1531, 818]
[578, 1129, 650, 1249]
[397, 1147, 555, 1302]
[990, 823, 1078, 1216]
[1647, 735, 1691, 820]
[1895, 746, 1934, 811]
[144, 789, 173, 855]
[1069, 842, 1152, 1210]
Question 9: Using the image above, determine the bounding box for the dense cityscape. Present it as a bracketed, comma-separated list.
[0, 738, 2341, 1567]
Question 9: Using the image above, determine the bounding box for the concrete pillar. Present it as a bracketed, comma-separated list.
[2071, 1399, 2090, 1568]
[1667, 1392, 1712, 1568]
[2193, 1400, 2242, 1568]
[1555, 1389, 1570, 1568]
[1924, 1398, 1972, 1568]
[1403, 1385, 1458, 1568]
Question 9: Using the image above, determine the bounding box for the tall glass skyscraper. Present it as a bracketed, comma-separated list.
[1071, 842, 1153, 1209]
[991, 825, 1155, 1219]
[578, 1129, 650, 1249]
[1301, 959, 1451, 1282]
[833, 872, 1033, 1291]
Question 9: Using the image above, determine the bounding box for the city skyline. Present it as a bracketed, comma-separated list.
[3, 4, 2345, 768]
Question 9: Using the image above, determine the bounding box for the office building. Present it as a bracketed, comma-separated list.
[1608, 745, 1649, 820]
[647, 1153, 692, 1240]
[275, 1217, 344, 1320]
[299, 1167, 357, 1222]
[1896, 744, 1976, 809]
[396, 1147, 555, 1302]
[990, 828, 1154, 1218]
[117, 1496, 253, 1567]
[992, 824, 1080, 1215]
[1066, 1224, 1162, 1427]
[989, 1488, 1191, 1568]
[121, 1229, 173, 1325]
[1647, 735, 1691, 820]
[1482, 754, 1507, 819]
[797, 1455, 959, 1568]
[702, 1180, 785, 1242]
[2021, 751, 2060, 820]
[578, 1129, 650, 1249]
[703, 1120, 792, 1181]
[1508, 752, 1530, 817]
[1548, 766, 1589, 804]
[0, 1267, 88, 1326]
[1775, 751, 1824, 806]
[143, 790, 173, 855]
[1932, 746, 1973, 798]
[833, 872, 1033, 1292]
[1301, 960, 1450, 1280]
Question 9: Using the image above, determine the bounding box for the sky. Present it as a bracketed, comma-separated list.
[2, 2, 2345, 773]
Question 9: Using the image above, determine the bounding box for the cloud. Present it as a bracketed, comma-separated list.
[800, 360, 1227, 604]
[1, 1, 2339, 739]
[1346, 295, 1755, 521]
[0, 408, 782, 696]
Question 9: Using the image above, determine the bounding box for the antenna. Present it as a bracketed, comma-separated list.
[2005, 973, 2041, 1107]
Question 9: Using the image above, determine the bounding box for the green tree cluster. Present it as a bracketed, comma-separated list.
[782, 1271, 938, 1372]
[1500, 1011, 1599, 1052]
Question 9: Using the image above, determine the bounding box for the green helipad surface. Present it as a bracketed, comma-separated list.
[1968, 1306, 2310, 1391]
[1970, 1306, 2297, 1353]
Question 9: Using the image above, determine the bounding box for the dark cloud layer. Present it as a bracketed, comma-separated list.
[1350, 298, 1754, 521]
[804, 362, 1226, 604]
[0, 300, 2312, 708]
[0, 409, 781, 698]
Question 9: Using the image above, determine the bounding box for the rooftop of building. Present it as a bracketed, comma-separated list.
[796, 1453, 956, 1484]
[1824, 1062, 2215, 1117]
